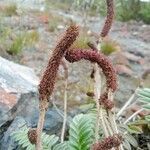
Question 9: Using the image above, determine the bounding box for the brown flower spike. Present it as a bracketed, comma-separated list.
[36, 25, 79, 150]
[39, 25, 79, 102]
[92, 134, 122, 150]
[28, 128, 37, 144]
[65, 48, 117, 92]
[101, 0, 114, 37]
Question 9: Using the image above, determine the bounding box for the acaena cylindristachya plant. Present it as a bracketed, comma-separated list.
[64, 46, 122, 150]
[28, 0, 121, 149]
[32, 25, 79, 150]
[64, 0, 123, 149]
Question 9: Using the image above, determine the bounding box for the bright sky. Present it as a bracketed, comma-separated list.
[140, 0, 150, 2]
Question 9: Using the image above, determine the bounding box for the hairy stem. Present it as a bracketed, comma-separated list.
[94, 65, 101, 141]
[100, 107, 109, 137]
[104, 117, 113, 136]
[36, 101, 48, 150]
[61, 79, 68, 143]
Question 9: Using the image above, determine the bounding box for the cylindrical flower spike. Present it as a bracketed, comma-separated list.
[65, 48, 117, 92]
[28, 128, 37, 145]
[92, 134, 122, 150]
[101, 0, 114, 37]
[39, 25, 79, 102]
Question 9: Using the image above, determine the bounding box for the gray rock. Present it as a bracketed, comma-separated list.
[0, 56, 39, 127]
[0, 56, 38, 93]
[0, 116, 27, 150]
[115, 75, 139, 106]
[29, 108, 64, 135]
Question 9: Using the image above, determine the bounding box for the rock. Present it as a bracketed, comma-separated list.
[115, 75, 139, 106]
[0, 117, 27, 150]
[0, 56, 39, 127]
[115, 64, 133, 76]
[0, 57, 69, 148]
[29, 107, 65, 135]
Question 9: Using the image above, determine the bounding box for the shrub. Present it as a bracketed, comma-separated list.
[116, 0, 150, 24]
[139, 3, 150, 24]
[100, 38, 120, 55]
[8, 35, 25, 55]
[8, 31, 39, 55]
[2, 3, 18, 17]
[116, 0, 141, 22]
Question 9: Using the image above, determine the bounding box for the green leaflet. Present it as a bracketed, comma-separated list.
[137, 88, 150, 110]
[68, 114, 95, 150]
[53, 142, 69, 150]
[11, 126, 59, 150]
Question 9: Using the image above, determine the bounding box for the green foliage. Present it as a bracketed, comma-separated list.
[72, 0, 150, 24]
[11, 126, 59, 150]
[137, 88, 150, 110]
[8, 35, 25, 55]
[71, 32, 91, 49]
[26, 31, 40, 46]
[68, 114, 95, 150]
[11, 114, 96, 150]
[0, 24, 12, 55]
[119, 124, 138, 150]
[0, 26, 12, 43]
[2, 3, 18, 17]
[122, 88, 150, 142]
[100, 39, 120, 55]
[11, 112, 142, 150]
[139, 3, 150, 24]
[116, 0, 150, 24]
[8, 31, 39, 55]
[116, 0, 141, 22]
[53, 142, 69, 150]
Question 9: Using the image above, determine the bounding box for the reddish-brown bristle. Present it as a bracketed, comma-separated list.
[92, 134, 122, 150]
[101, 0, 114, 37]
[39, 25, 79, 101]
[28, 128, 37, 144]
[65, 48, 117, 92]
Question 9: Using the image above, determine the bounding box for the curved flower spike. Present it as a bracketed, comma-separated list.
[101, 0, 114, 37]
[65, 48, 117, 92]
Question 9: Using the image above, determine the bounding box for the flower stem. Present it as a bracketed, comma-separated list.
[61, 80, 68, 143]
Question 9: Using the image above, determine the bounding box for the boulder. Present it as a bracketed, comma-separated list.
[28, 107, 65, 135]
[0, 57, 70, 149]
[0, 116, 27, 150]
[0, 56, 39, 127]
